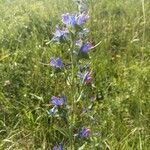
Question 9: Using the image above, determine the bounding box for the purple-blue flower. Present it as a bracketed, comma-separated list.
[83, 71, 92, 84]
[62, 13, 76, 26]
[51, 27, 68, 42]
[79, 127, 90, 138]
[50, 58, 64, 69]
[78, 71, 92, 84]
[54, 28, 65, 37]
[77, 14, 89, 26]
[51, 96, 65, 106]
[52, 144, 63, 150]
[61, 13, 89, 27]
[80, 43, 92, 53]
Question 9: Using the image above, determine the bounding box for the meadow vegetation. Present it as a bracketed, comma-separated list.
[0, 0, 150, 149]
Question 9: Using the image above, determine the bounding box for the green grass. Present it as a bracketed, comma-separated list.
[0, 0, 150, 149]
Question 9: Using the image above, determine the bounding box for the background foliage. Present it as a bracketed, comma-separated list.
[0, 0, 150, 149]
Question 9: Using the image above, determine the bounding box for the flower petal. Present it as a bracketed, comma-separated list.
[77, 14, 89, 25]
[51, 96, 65, 106]
[79, 127, 90, 138]
[50, 58, 64, 69]
[62, 13, 76, 26]
[80, 43, 92, 53]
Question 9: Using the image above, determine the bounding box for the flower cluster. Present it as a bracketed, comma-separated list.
[62, 13, 89, 27]
[48, 96, 65, 115]
[47, 1, 98, 149]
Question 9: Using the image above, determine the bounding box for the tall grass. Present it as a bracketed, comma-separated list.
[0, 0, 150, 149]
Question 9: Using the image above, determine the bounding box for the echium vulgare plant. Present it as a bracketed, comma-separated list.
[48, 0, 100, 149]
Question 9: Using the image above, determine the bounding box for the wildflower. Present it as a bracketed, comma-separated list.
[51, 27, 68, 42]
[48, 96, 65, 116]
[61, 13, 88, 27]
[50, 58, 64, 69]
[78, 71, 92, 84]
[52, 144, 63, 150]
[77, 14, 89, 26]
[51, 96, 65, 106]
[61, 13, 76, 26]
[83, 71, 92, 84]
[79, 127, 90, 138]
[80, 43, 92, 53]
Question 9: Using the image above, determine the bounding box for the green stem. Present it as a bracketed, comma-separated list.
[70, 33, 76, 149]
